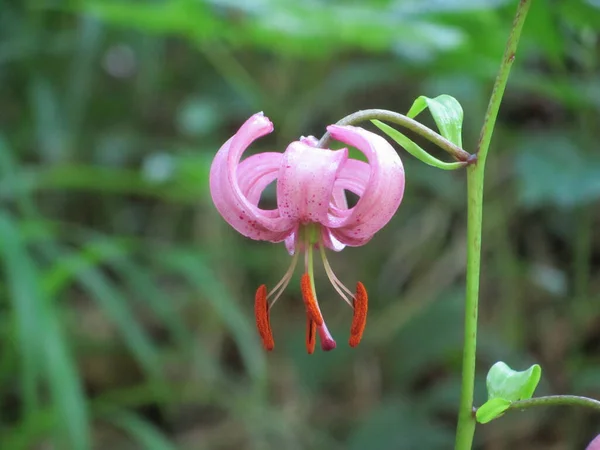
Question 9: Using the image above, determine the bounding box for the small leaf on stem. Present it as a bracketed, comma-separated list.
[486, 361, 541, 402]
[372, 120, 465, 170]
[407, 94, 464, 147]
[476, 398, 511, 424]
[475, 361, 542, 424]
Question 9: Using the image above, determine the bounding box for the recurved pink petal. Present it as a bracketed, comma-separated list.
[237, 152, 281, 206]
[277, 141, 348, 225]
[331, 185, 348, 210]
[587, 435, 600, 450]
[209, 113, 294, 242]
[320, 183, 351, 251]
[327, 158, 369, 221]
[335, 159, 369, 197]
[323, 159, 370, 246]
[325, 125, 404, 246]
[321, 229, 346, 252]
[300, 135, 319, 146]
[284, 227, 299, 255]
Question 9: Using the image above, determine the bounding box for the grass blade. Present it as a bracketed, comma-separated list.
[0, 214, 42, 414]
[103, 410, 177, 450]
[75, 264, 165, 386]
[161, 250, 266, 384]
[0, 213, 90, 449]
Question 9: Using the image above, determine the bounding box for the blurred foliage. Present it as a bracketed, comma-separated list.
[1, 0, 600, 448]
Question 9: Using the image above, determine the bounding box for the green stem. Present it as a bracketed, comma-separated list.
[454, 1, 533, 449]
[318, 109, 471, 161]
[508, 395, 600, 412]
[455, 166, 483, 449]
[474, 1, 534, 165]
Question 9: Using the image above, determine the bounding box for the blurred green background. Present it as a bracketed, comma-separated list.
[1, 0, 600, 448]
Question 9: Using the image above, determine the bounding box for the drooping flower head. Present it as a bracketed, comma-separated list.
[210, 112, 404, 353]
[588, 435, 600, 450]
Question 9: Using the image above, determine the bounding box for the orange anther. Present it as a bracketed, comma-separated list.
[300, 273, 324, 326]
[306, 313, 317, 354]
[349, 282, 368, 348]
[254, 285, 274, 351]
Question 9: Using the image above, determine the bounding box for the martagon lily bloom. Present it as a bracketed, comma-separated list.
[210, 112, 404, 353]
[588, 435, 600, 450]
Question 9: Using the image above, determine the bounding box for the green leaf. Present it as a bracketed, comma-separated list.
[42, 240, 124, 298]
[113, 257, 193, 351]
[161, 251, 267, 384]
[476, 398, 511, 424]
[516, 133, 600, 208]
[372, 120, 465, 170]
[0, 213, 42, 414]
[486, 361, 542, 402]
[78, 1, 466, 58]
[348, 400, 454, 449]
[0, 214, 91, 449]
[44, 308, 91, 450]
[0, 134, 36, 214]
[75, 265, 165, 385]
[104, 410, 177, 450]
[407, 94, 464, 147]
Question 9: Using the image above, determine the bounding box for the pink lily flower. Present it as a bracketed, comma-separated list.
[587, 435, 600, 450]
[210, 112, 404, 353]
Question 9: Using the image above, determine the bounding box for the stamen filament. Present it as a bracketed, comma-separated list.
[267, 252, 299, 310]
[319, 245, 353, 307]
[349, 282, 368, 348]
[254, 285, 274, 351]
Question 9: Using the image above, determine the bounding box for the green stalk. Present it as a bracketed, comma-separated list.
[454, 1, 533, 449]
[318, 109, 471, 161]
[473, 0, 534, 167]
[455, 165, 484, 449]
[508, 395, 600, 412]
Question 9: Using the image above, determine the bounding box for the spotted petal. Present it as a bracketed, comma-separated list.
[277, 141, 348, 225]
[209, 113, 294, 242]
[326, 125, 405, 247]
[237, 152, 281, 207]
[587, 435, 600, 450]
